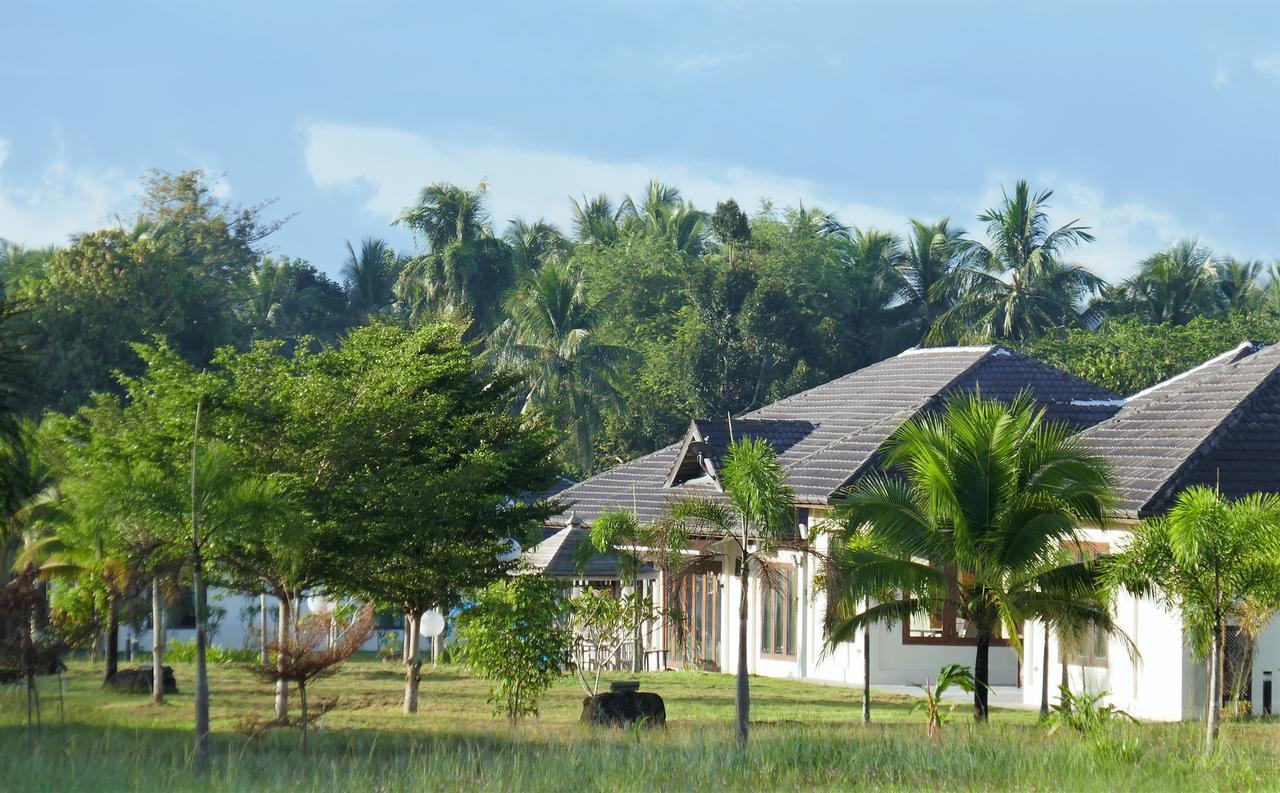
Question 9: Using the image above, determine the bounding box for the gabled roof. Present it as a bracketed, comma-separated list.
[1080, 341, 1280, 518]
[548, 345, 1121, 527]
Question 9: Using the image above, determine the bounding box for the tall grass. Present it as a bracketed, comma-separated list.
[2, 661, 1278, 792]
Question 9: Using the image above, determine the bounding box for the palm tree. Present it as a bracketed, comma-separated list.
[1108, 487, 1280, 753]
[341, 237, 400, 321]
[488, 262, 631, 475]
[503, 219, 570, 272]
[396, 182, 514, 336]
[666, 436, 795, 746]
[619, 181, 708, 258]
[894, 219, 965, 340]
[1215, 256, 1266, 314]
[1116, 240, 1222, 325]
[571, 194, 623, 247]
[933, 181, 1103, 342]
[242, 257, 346, 340]
[824, 392, 1123, 722]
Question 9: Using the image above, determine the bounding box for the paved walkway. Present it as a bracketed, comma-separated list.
[870, 683, 1035, 711]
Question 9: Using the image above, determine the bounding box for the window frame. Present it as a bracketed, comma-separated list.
[1062, 541, 1110, 668]
[900, 569, 1014, 647]
[760, 564, 799, 660]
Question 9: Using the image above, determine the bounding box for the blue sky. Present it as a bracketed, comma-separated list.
[3, 0, 1278, 281]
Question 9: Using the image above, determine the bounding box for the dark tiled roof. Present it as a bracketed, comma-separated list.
[548, 345, 1121, 527]
[522, 524, 655, 578]
[1080, 342, 1280, 518]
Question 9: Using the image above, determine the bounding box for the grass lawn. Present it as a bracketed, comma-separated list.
[2, 657, 1278, 791]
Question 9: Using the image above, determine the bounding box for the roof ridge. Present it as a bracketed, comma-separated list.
[1140, 354, 1280, 514]
[1127, 341, 1258, 402]
[803, 345, 1004, 498]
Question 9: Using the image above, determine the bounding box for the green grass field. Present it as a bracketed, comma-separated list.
[2, 658, 1278, 792]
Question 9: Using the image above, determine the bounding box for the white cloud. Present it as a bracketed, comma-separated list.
[1254, 52, 1280, 79]
[1214, 66, 1229, 89]
[0, 140, 135, 246]
[662, 51, 750, 73]
[302, 121, 908, 236]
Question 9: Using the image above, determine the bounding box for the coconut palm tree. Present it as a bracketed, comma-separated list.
[619, 181, 709, 258]
[1116, 240, 1222, 325]
[396, 182, 514, 337]
[503, 219, 570, 272]
[666, 436, 796, 746]
[894, 219, 965, 340]
[932, 182, 1103, 342]
[242, 257, 346, 340]
[341, 237, 400, 322]
[1107, 487, 1280, 753]
[571, 194, 623, 247]
[824, 392, 1124, 722]
[1215, 257, 1266, 314]
[488, 262, 631, 475]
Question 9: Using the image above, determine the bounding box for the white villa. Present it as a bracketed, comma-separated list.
[526, 342, 1280, 721]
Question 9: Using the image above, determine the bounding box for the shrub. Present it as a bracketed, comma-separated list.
[166, 638, 257, 665]
[454, 576, 571, 723]
[1044, 686, 1135, 735]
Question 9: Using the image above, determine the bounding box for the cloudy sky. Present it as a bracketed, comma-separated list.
[3, 1, 1278, 281]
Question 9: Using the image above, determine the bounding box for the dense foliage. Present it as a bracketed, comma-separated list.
[5, 169, 1276, 479]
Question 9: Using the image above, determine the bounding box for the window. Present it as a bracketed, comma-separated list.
[902, 568, 1013, 646]
[761, 566, 799, 658]
[667, 571, 722, 671]
[1063, 541, 1109, 668]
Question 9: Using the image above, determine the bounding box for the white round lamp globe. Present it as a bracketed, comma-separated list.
[420, 609, 446, 638]
[495, 538, 522, 564]
[306, 595, 333, 615]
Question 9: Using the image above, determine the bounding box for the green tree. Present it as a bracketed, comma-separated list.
[396, 182, 514, 337]
[893, 218, 965, 342]
[341, 237, 400, 322]
[666, 436, 795, 745]
[934, 181, 1103, 342]
[241, 256, 346, 341]
[272, 322, 560, 714]
[1115, 240, 1223, 324]
[1215, 257, 1267, 314]
[17, 170, 280, 412]
[489, 262, 632, 476]
[503, 219, 570, 272]
[1021, 314, 1280, 395]
[825, 393, 1121, 722]
[455, 575, 572, 723]
[619, 180, 708, 258]
[570, 194, 623, 247]
[1107, 487, 1280, 752]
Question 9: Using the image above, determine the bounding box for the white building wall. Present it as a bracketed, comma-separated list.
[718, 512, 1019, 688]
[1016, 524, 1280, 723]
[120, 588, 394, 658]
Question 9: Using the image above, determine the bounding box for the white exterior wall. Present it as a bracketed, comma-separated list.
[1019, 524, 1280, 722]
[118, 588, 393, 657]
[705, 510, 1018, 688]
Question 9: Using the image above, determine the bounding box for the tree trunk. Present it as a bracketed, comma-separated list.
[973, 629, 991, 722]
[274, 594, 290, 721]
[192, 560, 210, 771]
[1206, 623, 1221, 753]
[1039, 625, 1050, 718]
[735, 554, 750, 746]
[299, 681, 308, 754]
[632, 582, 643, 673]
[259, 593, 269, 666]
[862, 606, 871, 724]
[152, 577, 165, 704]
[404, 611, 422, 714]
[104, 593, 120, 684]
